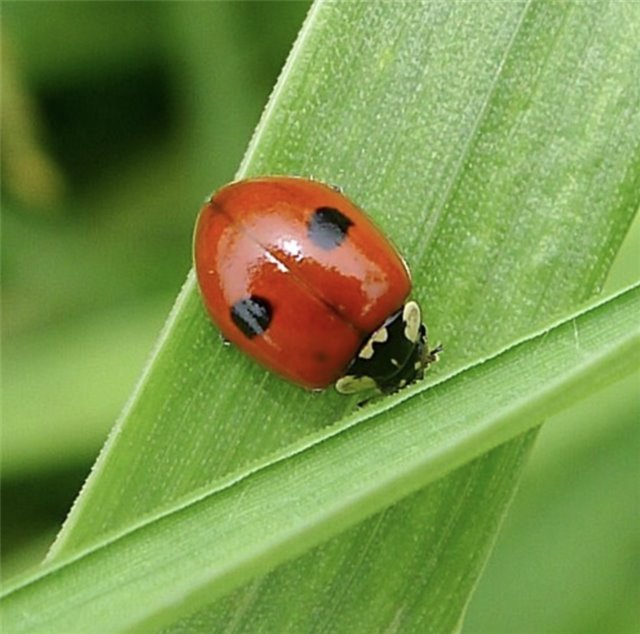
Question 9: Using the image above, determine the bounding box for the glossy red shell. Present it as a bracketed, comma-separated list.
[193, 176, 411, 389]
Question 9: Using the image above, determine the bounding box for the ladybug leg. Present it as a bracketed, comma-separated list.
[355, 391, 378, 408]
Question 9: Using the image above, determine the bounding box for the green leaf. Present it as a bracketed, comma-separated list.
[2, 284, 639, 634]
[465, 368, 640, 633]
[27, 1, 640, 632]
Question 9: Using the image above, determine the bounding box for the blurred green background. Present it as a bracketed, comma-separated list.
[1, 3, 638, 632]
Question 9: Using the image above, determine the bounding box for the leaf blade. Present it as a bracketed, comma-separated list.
[2, 285, 639, 634]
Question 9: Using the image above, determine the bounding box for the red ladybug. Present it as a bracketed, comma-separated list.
[194, 176, 439, 393]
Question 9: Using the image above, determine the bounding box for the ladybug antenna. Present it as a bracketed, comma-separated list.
[423, 343, 443, 365]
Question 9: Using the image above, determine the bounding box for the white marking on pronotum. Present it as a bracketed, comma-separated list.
[335, 374, 377, 394]
[358, 326, 389, 360]
[403, 301, 421, 343]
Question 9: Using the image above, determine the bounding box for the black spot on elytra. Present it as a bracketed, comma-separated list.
[230, 296, 272, 339]
[307, 207, 353, 250]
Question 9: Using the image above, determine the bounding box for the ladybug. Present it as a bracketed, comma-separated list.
[193, 176, 439, 394]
